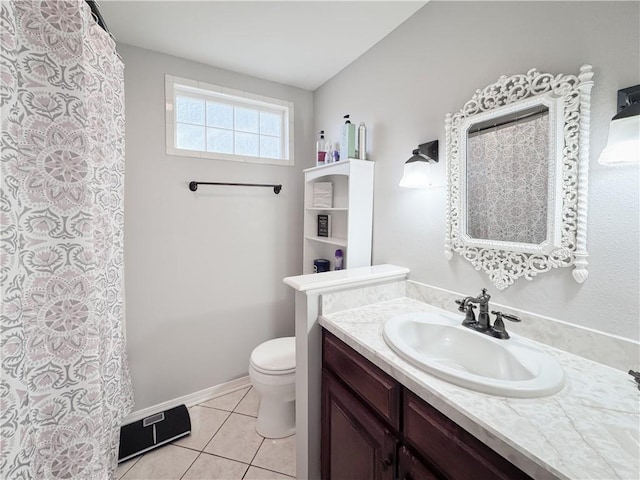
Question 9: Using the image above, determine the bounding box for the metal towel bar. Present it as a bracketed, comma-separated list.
[188, 181, 282, 194]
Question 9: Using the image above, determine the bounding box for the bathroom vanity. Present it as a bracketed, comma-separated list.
[319, 294, 639, 480]
[284, 266, 639, 480]
[322, 329, 532, 479]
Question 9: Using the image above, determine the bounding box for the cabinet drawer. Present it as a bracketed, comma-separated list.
[322, 330, 400, 430]
[403, 390, 532, 480]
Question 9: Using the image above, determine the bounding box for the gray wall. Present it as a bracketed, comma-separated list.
[120, 44, 314, 410]
[314, 1, 640, 340]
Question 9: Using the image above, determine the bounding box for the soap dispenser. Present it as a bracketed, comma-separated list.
[341, 115, 356, 159]
[316, 130, 327, 165]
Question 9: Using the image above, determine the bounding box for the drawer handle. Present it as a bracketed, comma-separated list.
[380, 456, 393, 471]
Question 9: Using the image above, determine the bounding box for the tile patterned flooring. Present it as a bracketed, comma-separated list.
[116, 387, 295, 480]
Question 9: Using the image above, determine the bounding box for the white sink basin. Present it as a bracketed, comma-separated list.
[383, 311, 564, 397]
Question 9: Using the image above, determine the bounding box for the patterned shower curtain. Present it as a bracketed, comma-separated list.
[0, 1, 133, 478]
[466, 114, 550, 244]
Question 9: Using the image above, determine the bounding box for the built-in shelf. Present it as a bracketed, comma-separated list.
[302, 159, 374, 274]
[305, 235, 348, 247]
[306, 207, 349, 212]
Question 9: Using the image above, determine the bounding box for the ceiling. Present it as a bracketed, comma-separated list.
[99, 1, 427, 91]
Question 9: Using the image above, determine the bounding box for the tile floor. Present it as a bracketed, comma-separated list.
[116, 387, 295, 480]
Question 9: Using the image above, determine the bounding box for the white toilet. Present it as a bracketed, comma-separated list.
[249, 336, 296, 438]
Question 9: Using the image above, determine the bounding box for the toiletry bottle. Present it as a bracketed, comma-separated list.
[333, 143, 340, 162]
[341, 115, 356, 158]
[334, 249, 344, 270]
[317, 130, 327, 165]
[326, 143, 334, 163]
[357, 122, 367, 160]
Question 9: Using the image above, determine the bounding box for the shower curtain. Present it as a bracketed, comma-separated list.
[466, 114, 549, 244]
[1, 1, 133, 478]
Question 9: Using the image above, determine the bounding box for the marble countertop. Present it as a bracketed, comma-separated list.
[283, 264, 409, 292]
[320, 297, 640, 480]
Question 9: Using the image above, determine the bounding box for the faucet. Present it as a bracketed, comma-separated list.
[454, 289, 521, 339]
[461, 288, 492, 329]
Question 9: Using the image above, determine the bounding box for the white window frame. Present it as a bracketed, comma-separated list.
[165, 75, 294, 166]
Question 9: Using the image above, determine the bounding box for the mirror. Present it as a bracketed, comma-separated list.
[462, 97, 562, 253]
[467, 106, 550, 246]
[445, 65, 594, 290]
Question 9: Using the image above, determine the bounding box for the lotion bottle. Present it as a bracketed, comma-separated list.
[341, 115, 356, 159]
[316, 130, 327, 165]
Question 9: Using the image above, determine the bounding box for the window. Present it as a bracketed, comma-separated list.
[165, 75, 294, 166]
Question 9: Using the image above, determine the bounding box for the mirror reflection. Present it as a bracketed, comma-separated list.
[465, 106, 550, 245]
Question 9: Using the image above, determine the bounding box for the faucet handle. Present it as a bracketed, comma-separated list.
[460, 303, 477, 326]
[490, 311, 519, 339]
[498, 311, 521, 323]
[454, 298, 466, 311]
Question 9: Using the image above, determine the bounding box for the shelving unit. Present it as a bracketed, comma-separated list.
[303, 159, 374, 274]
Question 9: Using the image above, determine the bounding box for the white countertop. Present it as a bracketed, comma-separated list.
[320, 297, 640, 480]
[283, 264, 409, 292]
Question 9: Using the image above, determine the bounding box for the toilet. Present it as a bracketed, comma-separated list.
[249, 336, 296, 438]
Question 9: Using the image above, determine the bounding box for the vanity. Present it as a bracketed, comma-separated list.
[284, 267, 639, 480]
[322, 329, 532, 480]
[318, 287, 639, 480]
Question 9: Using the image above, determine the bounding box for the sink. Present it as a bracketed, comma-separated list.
[382, 311, 564, 397]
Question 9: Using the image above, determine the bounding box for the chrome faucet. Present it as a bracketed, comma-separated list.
[455, 288, 521, 339]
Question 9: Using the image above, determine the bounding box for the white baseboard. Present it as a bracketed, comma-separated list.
[123, 375, 251, 425]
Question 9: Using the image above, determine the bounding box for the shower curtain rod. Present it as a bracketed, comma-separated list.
[188, 181, 282, 194]
[85, 0, 109, 33]
[467, 108, 548, 136]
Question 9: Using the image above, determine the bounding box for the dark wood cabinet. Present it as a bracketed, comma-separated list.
[322, 370, 396, 480]
[398, 445, 440, 480]
[403, 389, 531, 480]
[322, 328, 400, 430]
[321, 329, 533, 480]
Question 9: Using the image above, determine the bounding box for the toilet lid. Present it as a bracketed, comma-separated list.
[250, 337, 295, 373]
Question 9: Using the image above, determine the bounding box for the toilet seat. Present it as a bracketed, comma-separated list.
[250, 337, 295, 375]
[250, 362, 295, 376]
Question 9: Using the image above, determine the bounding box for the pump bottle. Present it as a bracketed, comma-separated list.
[316, 130, 327, 165]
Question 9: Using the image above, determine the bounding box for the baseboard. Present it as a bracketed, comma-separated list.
[123, 375, 251, 425]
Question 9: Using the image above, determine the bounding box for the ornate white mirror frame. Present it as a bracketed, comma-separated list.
[444, 65, 594, 290]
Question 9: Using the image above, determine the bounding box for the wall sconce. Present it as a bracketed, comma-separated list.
[399, 140, 439, 188]
[598, 84, 640, 166]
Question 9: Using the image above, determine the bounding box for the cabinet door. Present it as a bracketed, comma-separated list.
[322, 370, 396, 480]
[397, 446, 441, 480]
[403, 390, 533, 480]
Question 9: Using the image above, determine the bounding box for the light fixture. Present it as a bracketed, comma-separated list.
[399, 140, 439, 188]
[598, 84, 640, 166]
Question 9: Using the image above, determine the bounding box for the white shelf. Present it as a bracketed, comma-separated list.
[305, 235, 348, 247]
[306, 207, 348, 212]
[302, 160, 374, 274]
[303, 158, 361, 173]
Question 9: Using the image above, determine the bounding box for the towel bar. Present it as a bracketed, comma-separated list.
[188, 181, 282, 194]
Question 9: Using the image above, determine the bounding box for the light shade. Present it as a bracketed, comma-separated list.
[399, 141, 439, 188]
[598, 86, 640, 166]
[399, 160, 434, 188]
